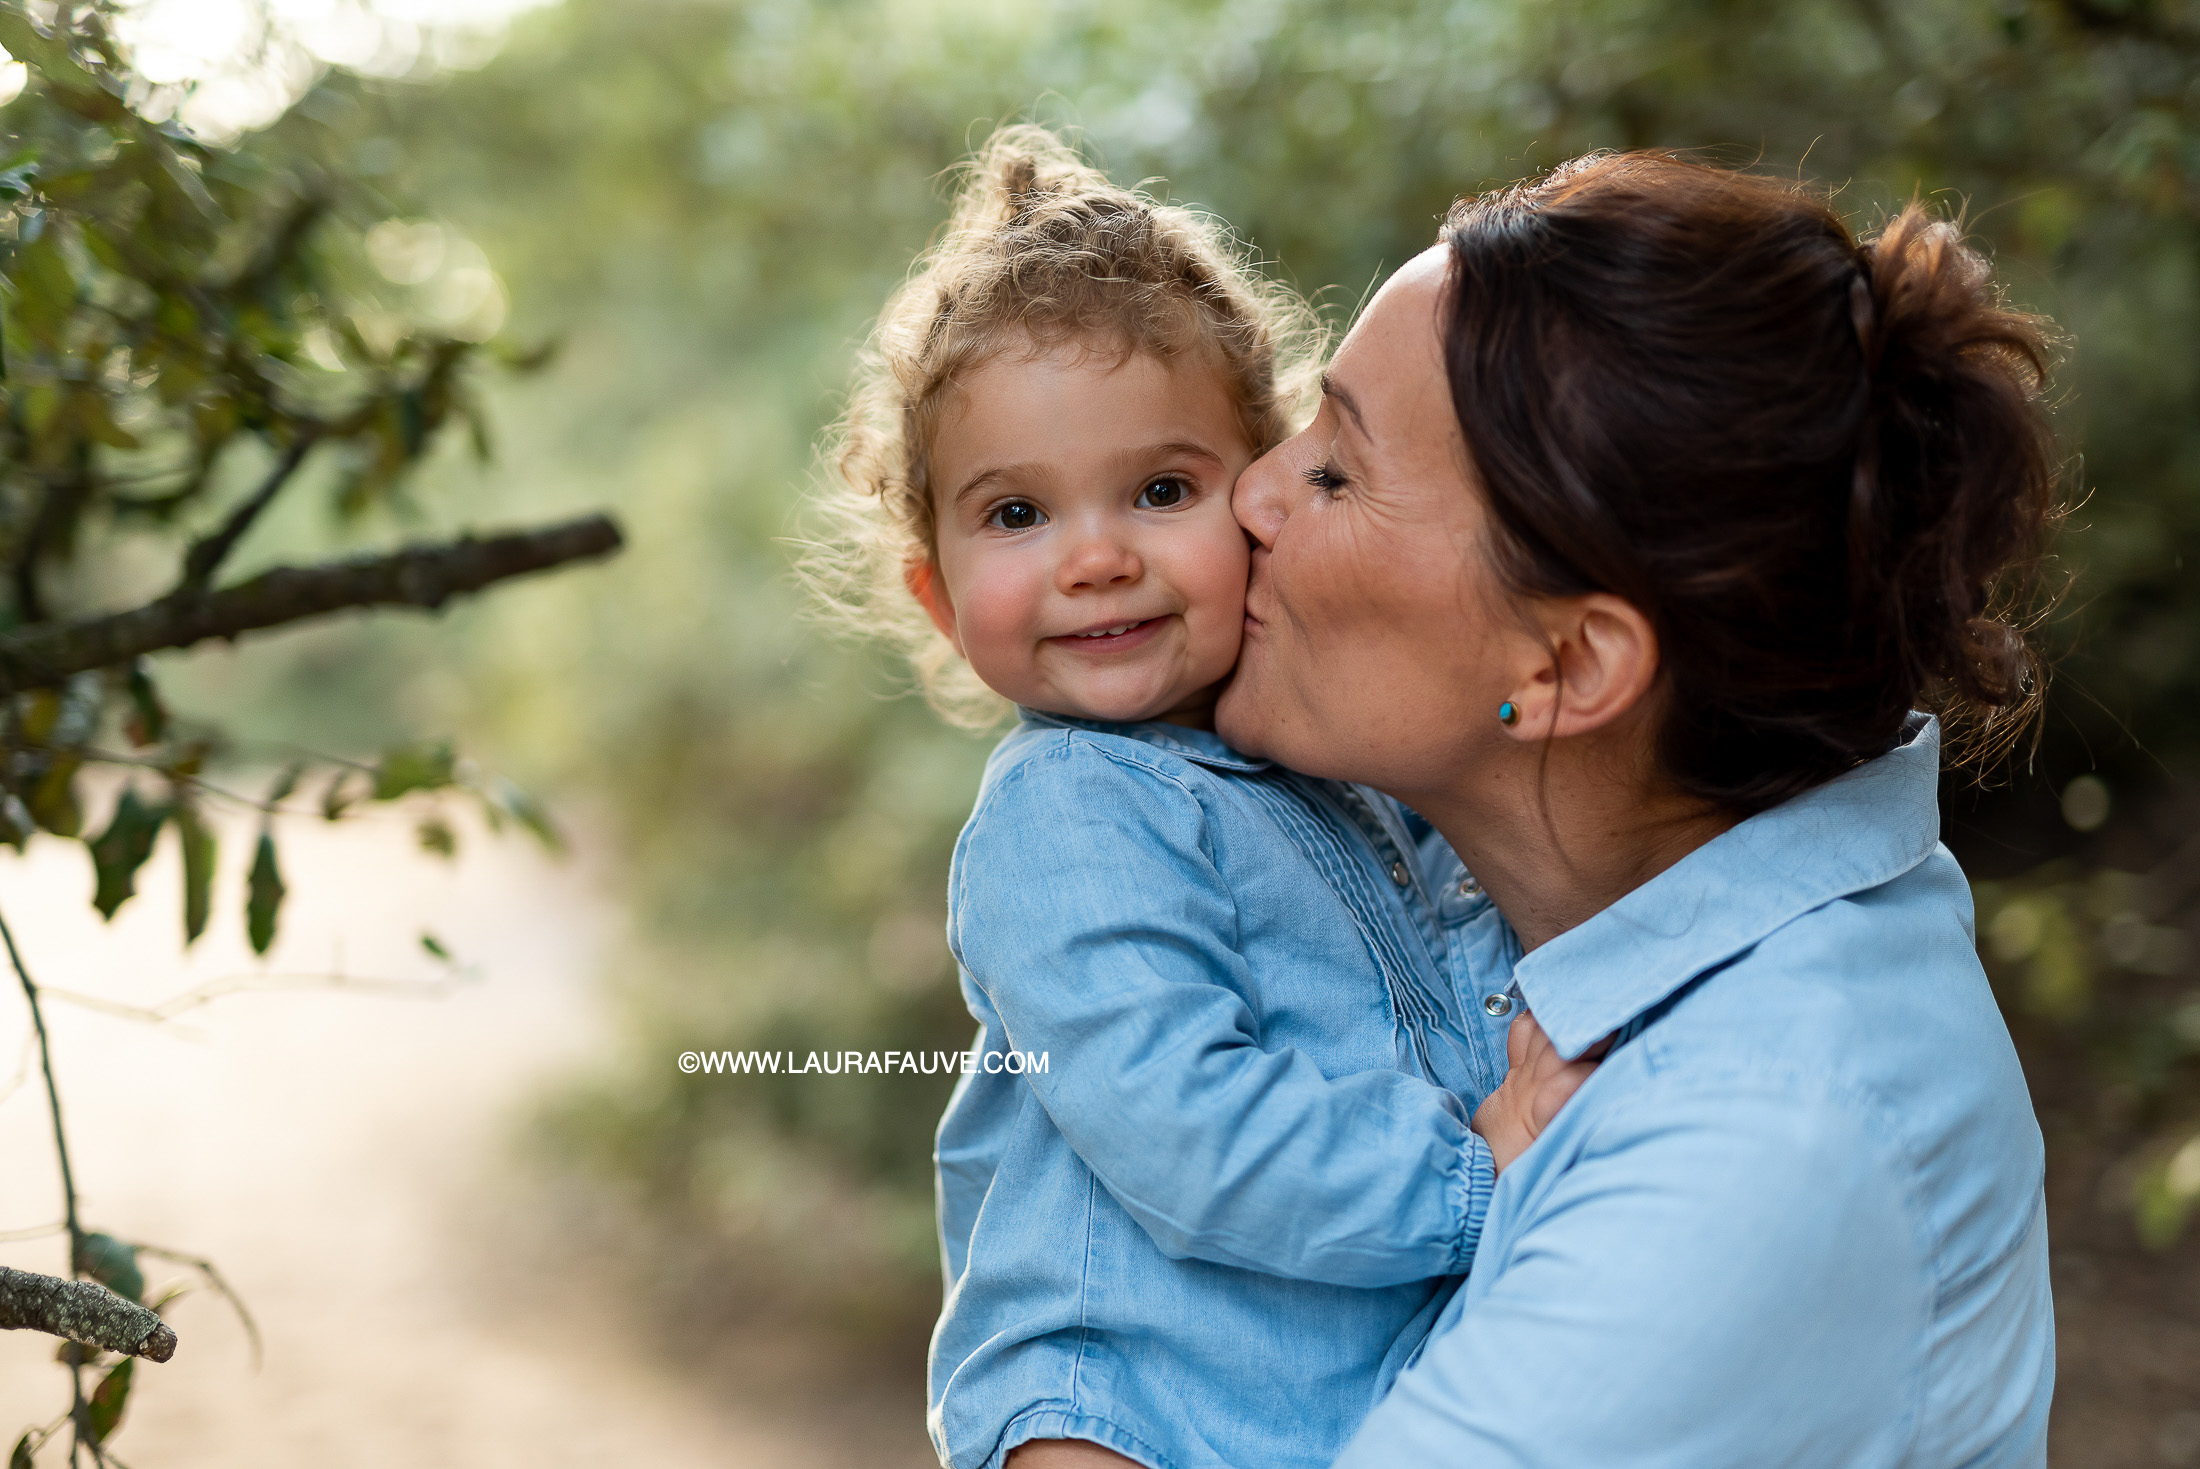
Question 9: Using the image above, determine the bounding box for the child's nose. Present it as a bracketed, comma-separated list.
[1057, 528, 1143, 592]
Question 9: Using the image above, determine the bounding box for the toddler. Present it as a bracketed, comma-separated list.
[811, 125, 1538, 1469]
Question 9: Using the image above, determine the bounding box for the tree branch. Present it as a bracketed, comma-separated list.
[0, 512, 624, 691]
[176, 432, 320, 593]
[0, 1267, 177, 1362]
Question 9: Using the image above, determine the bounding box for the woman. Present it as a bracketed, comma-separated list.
[1215, 152, 2057, 1465]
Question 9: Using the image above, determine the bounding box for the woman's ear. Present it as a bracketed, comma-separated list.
[1501, 593, 1659, 739]
[905, 558, 961, 650]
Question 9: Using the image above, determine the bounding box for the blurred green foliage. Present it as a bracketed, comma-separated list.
[0, 0, 591, 956]
[0, 7, 617, 1455]
[198, 0, 2198, 1324]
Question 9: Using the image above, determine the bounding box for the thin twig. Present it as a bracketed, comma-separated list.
[0, 900, 92, 1467]
[38, 965, 477, 1028]
[0, 1025, 35, 1110]
[62, 750, 268, 813]
[0, 1220, 65, 1243]
[176, 432, 320, 593]
[113, 1240, 258, 1369]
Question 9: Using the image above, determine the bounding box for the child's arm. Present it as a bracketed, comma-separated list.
[953, 747, 1495, 1289]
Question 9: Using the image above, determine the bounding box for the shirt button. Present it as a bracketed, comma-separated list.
[1458, 875, 1482, 897]
[1389, 861, 1411, 887]
[1483, 992, 1514, 1018]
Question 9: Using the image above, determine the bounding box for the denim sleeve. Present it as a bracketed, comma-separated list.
[950, 744, 1493, 1288]
[1334, 1082, 1930, 1467]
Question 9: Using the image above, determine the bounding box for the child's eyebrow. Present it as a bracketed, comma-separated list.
[950, 463, 1041, 508]
[949, 442, 1230, 509]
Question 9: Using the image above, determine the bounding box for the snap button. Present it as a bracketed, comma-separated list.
[1458, 875, 1482, 897]
[1483, 992, 1514, 1018]
[1389, 861, 1410, 887]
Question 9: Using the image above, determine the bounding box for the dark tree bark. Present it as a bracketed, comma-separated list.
[0, 513, 624, 692]
[0, 1266, 177, 1362]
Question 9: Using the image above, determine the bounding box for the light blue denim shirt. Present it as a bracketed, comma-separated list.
[1338, 715, 2053, 1468]
[930, 711, 1511, 1469]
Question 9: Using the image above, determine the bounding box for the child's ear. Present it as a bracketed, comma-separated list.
[905, 558, 961, 650]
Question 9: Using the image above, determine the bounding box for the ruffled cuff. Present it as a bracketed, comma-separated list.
[1449, 1130, 1497, 1274]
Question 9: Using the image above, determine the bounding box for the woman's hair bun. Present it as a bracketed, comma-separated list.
[1439, 153, 2062, 813]
[1852, 204, 2058, 750]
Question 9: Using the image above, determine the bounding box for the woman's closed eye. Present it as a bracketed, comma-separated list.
[1135, 476, 1194, 509]
[1301, 461, 1349, 495]
[986, 499, 1047, 531]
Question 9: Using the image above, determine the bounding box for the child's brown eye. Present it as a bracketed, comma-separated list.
[1136, 477, 1189, 509]
[989, 500, 1045, 531]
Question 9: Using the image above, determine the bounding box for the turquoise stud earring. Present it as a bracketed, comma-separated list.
[1498, 701, 1520, 727]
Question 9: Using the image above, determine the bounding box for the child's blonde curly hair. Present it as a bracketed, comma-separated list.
[802, 123, 1326, 728]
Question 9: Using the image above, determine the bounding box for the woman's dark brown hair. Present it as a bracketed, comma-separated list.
[1441, 151, 2060, 814]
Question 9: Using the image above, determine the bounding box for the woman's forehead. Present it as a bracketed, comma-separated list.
[1331, 247, 1451, 440]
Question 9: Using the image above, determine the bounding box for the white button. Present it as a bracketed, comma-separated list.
[1483, 992, 1514, 1017]
[1389, 861, 1410, 887]
[1458, 875, 1482, 897]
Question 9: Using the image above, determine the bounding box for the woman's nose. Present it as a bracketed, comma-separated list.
[1233, 440, 1304, 551]
[1056, 527, 1143, 591]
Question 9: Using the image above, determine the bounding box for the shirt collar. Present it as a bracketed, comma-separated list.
[1014, 706, 1274, 773]
[1516, 713, 1945, 1059]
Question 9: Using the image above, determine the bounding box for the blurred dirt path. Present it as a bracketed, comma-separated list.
[0, 811, 930, 1467]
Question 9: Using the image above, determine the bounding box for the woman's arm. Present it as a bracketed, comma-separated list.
[952, 745, 1494, 1288]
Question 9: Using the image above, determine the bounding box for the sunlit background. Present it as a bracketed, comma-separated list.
[2, 0, 2198, 1463]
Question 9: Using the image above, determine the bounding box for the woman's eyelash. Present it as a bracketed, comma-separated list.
[1302, 462, 1348, 493]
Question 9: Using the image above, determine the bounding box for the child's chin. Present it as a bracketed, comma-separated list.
[1051, 684, 1177, 725]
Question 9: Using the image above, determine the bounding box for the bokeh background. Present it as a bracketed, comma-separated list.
[3, 0, 2199, 1463]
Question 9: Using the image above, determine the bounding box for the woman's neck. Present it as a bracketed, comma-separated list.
[1410, 749, 1739, 953]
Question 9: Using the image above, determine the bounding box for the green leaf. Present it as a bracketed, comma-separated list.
[12, 225, 77, 346]
[74, 1233, 144, 1304]
[247, 830, 285, 956]
[85, 1358, 131, 1446]
[124, 663, 167, 746]
[415, 815, 457, 858]
[397, 387, 426, 456]
[490, 336, 560, 373]
[26, 755, 81, 837]
[420, 932, 451, 962]
[0, 11, 101, 98]
[265, 761, 305, 807]
[320, 769, 357, 821]
[373, 742, 455, 801]
[78, 392, 140, 450]
[0, 794, 31, 850]
[9, 1430, 32, 1469]
[461, 395, 493, 463]
[176, 802, 216, 946]
[484, 775, 562, 852]
[88, 790, 168, 920]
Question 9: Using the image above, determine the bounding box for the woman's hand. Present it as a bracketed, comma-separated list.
[1472, 1011, 1608, 1172]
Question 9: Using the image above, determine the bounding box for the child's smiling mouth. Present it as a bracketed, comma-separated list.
[1048, 616, 1169, 651]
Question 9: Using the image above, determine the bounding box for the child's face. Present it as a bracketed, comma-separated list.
[917, 339, 1255, 727]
